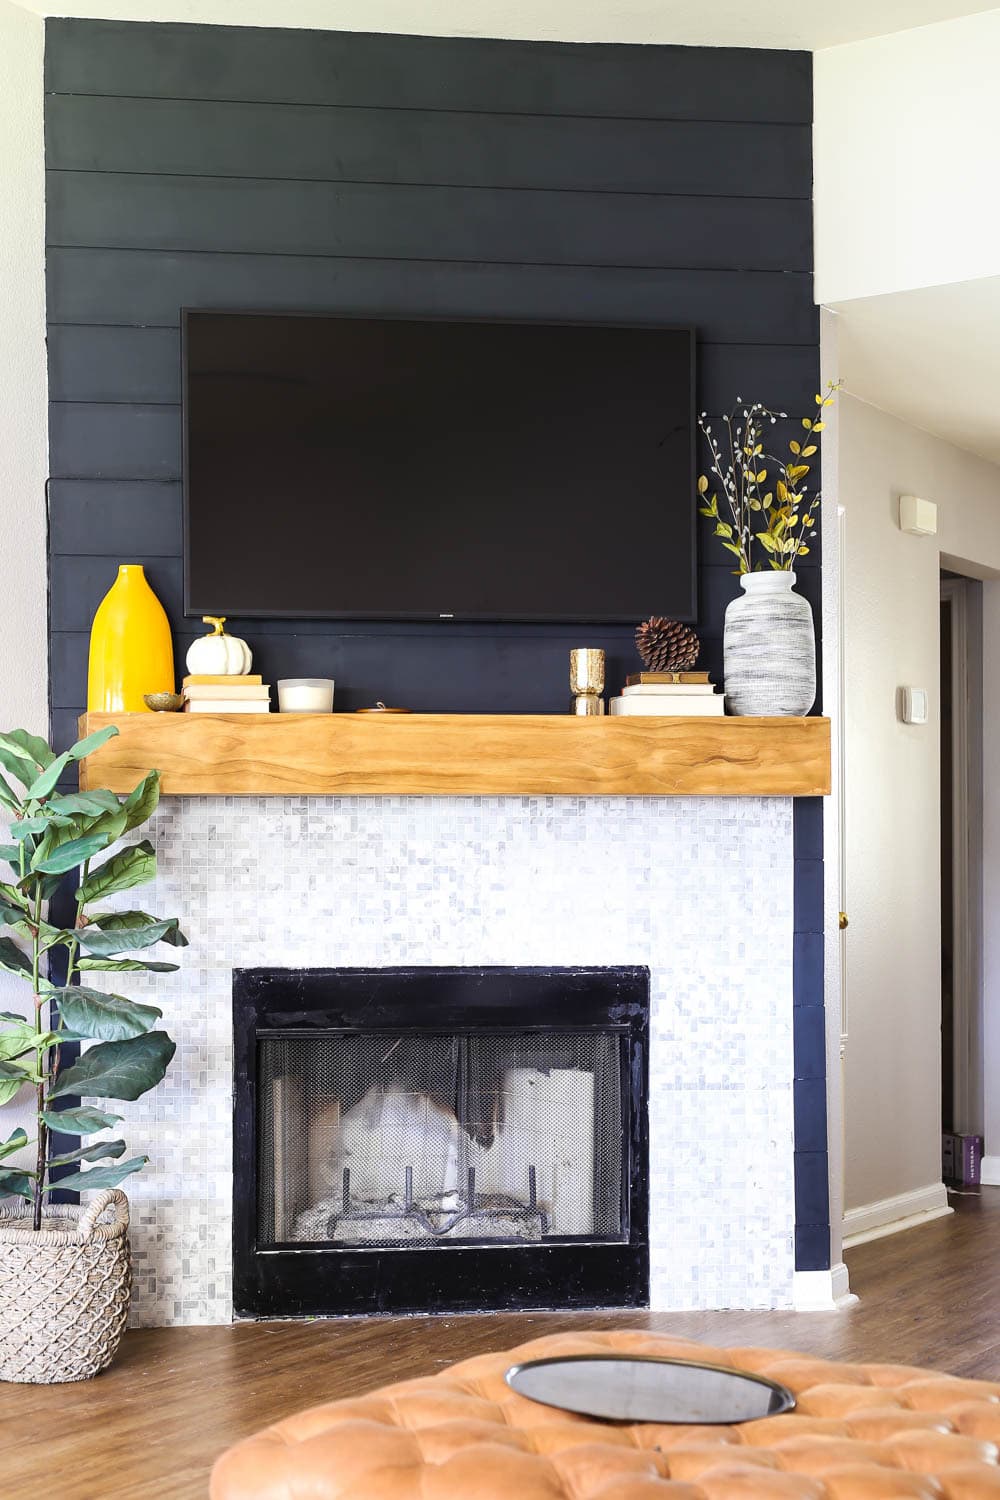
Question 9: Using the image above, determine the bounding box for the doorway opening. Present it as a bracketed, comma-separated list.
[939, 572, 984, 1178]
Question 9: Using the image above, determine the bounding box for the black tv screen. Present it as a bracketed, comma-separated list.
[183, 312, 695, 622]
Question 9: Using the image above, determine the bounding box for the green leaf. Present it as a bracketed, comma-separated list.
[55, 986, 162, 1042]
[79, 913, 185, 955]
[49, 1030, 176, 1101]
[0, 734, 39, 778]
[0, 1010, 26, 1023]
[40, 1106, 123, 1134]
[0, 845, 23, 865]
[0, 1128, 27, 1160]
[78, 957, 180, 973]
[67, 725, 120, 762]
[37, 920, 83, 955]
[77, 841, 156, 904]
[50, 1138, 127, 1167]
[0, 936, 32, 979]
[0, 1169, 34, 1199]
[11, 815, 62, 840]
[31, 825, 117, 876]
[0, 754, 29, 791]
[25, 753, 72, 801]
[90, 911, 187, 948]
[0, 775, 22, 814]
[0, 1022, 43, 1062]
[121, 771, 160, 833]
[0, 1059, 36, 1083]
[5, 731, 55, 770]
[33, 802, 129, 874]
[46, 791, 122, 818]
[0, 1082, 21, 1107]
[49, 1156, 147, 1194]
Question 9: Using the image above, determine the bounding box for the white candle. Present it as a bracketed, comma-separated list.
[277, 678, 335, 713]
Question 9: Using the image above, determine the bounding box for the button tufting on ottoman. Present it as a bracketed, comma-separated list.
[210, 1331, 1000, 1500]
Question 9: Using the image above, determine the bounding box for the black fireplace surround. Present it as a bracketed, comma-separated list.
[233, 966, 650, 1318]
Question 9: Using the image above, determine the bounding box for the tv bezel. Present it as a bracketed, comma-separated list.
[181, 308, 698, 624]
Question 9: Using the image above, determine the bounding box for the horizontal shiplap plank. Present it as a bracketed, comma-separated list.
[46, 172, 812, 272]
[47, 325, 819, 414]
[48, 479, 182, 556]
[48, 329, 179, 405]
[45, 249, 819, 344]
[49, 395, 825, 488]
[49, 404, 181, 480]
[44, 20, 812, 124]
[50, 554, 184, 634]
[46, 95, 811, 200]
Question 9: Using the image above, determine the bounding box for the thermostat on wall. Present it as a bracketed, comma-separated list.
[899, 494, 937, 536]
[900, 686, 929, 724]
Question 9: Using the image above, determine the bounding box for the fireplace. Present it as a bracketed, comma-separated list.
[233, 966, 649, 1317]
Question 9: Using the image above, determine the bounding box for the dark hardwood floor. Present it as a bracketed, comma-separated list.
[4, 1191, 995, 1499]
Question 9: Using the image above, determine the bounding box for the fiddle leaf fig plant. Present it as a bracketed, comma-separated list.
[0, 724, 184, 1230]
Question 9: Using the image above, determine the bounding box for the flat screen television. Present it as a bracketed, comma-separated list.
[182, 311, 695, 622]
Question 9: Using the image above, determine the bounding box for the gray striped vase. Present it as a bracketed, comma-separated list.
[723, 571, 816, 716]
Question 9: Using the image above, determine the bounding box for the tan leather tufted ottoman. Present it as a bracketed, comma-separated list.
[210, 1330, 1000, 1500]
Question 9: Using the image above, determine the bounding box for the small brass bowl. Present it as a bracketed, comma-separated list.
[143, 691, 184, 713]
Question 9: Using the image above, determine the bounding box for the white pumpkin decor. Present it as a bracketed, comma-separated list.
[185, 617, 253, 676]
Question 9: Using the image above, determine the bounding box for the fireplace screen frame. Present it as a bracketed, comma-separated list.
[233, 966, 650, 1318]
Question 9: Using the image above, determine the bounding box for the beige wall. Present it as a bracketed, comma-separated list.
[814, 10, 1000, 304]
[0, 0, 48, 739]
[0, 0, 48, 1149]
[839, 392, 1000, 1217]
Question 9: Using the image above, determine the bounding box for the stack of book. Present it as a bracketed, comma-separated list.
[183, 674, 272, 714]
[609, 671, 724, 717]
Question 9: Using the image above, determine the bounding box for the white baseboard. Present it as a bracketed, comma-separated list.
[791, 1262, 857, 1311]
[981, 1156, 1000, 1186]
[842, 1182, 952, 1248]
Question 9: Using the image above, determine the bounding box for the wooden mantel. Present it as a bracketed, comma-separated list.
[77, 712, 830, 798]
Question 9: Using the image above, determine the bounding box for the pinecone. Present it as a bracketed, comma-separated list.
[635, 616, 700, 673]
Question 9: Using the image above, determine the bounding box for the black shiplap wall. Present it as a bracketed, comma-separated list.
[44, 18, 818, 743]
[43, 19, 828, 1273]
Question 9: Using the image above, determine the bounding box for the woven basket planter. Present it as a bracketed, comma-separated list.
[0, 1189, 132, 1384]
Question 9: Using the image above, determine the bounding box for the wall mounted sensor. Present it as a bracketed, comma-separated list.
[899, 494, 937, 536]
[899, 686, 929, 725]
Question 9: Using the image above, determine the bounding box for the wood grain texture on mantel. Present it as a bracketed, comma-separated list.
[77, 712, 831, 798]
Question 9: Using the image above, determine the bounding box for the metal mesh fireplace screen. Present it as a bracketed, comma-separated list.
[257, 1031, 624, 1247]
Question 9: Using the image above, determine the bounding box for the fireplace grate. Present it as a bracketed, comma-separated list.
[257, 1030, 624, 1249]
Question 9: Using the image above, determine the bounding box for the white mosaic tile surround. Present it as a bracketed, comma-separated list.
[102, 794, 796, 1325]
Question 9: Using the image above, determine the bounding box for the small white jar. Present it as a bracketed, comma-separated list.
[277, 678, 335, 713]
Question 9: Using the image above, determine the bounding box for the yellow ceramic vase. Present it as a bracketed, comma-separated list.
[87, 564, 174, 713]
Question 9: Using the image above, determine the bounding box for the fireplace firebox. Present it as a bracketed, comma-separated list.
[233, 967, 649, 1317]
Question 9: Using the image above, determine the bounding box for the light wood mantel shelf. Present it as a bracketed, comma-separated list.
[77, 712, 830, 798]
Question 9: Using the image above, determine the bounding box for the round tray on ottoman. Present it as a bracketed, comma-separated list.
[211, 1329, 1000, 1500]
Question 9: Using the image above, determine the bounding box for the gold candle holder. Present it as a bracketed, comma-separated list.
[569, 648, 606, 715]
